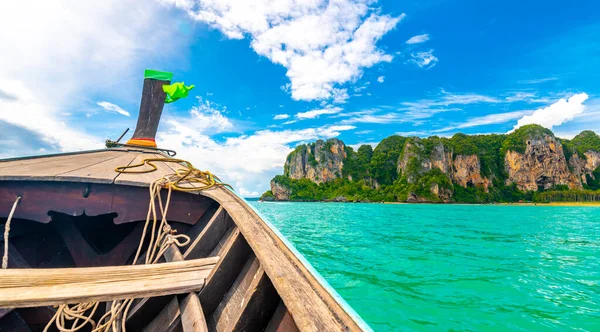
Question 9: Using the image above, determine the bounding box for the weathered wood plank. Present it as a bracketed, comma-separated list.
[209, 226, 236, 258]
[179, 202, 220, 253]
[55, 152, 141, 184]
[0, 258, 217, 308]
[198, 189, 366, 331]
[164, 317, 184, 332]
[142, 297, 180, 332]
[0, 151, 120, 170]
[0, 151, 124, 181]
[208, 254, 260, 331]
[229, 268, 279, 332]
[183, 207, 231, 260]
[265, 301, 300, 332]
[199, 230, 251, 317]
[163, 244, 209, 332]
[178, 293, 207, 332]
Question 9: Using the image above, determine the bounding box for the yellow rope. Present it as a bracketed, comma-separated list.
[2, 195, 21, 269]
[114, 157, 232, 192]
[43, 157, 228, 331]
[43, 157, 225, 331]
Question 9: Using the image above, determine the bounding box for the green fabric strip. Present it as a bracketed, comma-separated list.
[144, 69, 173, 81]
[163, 82, 195, 103]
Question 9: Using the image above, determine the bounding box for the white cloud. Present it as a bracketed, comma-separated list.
[340, 111, 400, 124]
[0, 79, 101, 152]
[409, 50, 438, 69]
[157, 116, 355, 194]
[435, 110, 533, 133]
[165, 98, 234, 134]
[504, 92, 551, 103]
[512, 93, 589, 131]
[162, 0, 403, 102]
[518, 77, 558, 84]
[406, 34, 429, 44]
[295, 106, 343, 119]
[0, 0, 188, 155]
[239, 188, 261, 197]
[273, 114, 290, 120]
[377, 76, 385, 83]
[97, 101, 131, 117]
[401, 90, 500, 110]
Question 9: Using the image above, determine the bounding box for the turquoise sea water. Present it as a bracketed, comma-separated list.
[249, 202, 600, 331]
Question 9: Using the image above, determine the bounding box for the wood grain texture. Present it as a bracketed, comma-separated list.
[265, 301, 300, 332]
[199, 230, 251, 317]
[183, 207, 231, 260]
[0, 258, 217, 308]
[178, 293, 207, 332]
[229, 267, 279, 332]
[198, 188, 366, 331]
[208, 255, 260, 331]
[131, 78, 170, 141]
[0, 151, 124, 182]
[179, 203, 220, 254]
[55, 152, 141, 184]
[164, 244, 209, 332]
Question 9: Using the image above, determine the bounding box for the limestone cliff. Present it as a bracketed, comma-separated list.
[396, 138, 489, 201]
[570, 151, 600, 184]
[284, 138, 346, 183]
[504, 134, 581, 191]
[269, 179, 290, 201]
[263, 125, 600, 203]
[270, 139, 346, 200]
[452, 155, 490, 190]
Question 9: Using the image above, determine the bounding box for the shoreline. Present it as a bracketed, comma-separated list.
[256, 200, 600, 207]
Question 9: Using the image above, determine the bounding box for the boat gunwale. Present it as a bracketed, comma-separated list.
[0, 148, 371, 331]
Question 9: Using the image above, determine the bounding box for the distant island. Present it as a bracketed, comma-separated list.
[260, 125, 600, 203]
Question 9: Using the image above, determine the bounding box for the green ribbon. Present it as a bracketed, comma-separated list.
[163, 82, 195, 103]
[144, 69, 173, 81]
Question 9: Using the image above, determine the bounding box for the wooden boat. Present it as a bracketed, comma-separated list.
[0, 71, 370, 331]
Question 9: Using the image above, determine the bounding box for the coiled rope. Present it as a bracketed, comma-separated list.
[43, 157, 229, 331]
[2, 195, 21, 269]
[115, 158, 231, 192]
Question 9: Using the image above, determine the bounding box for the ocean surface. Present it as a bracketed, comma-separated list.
[249, 202, 600, 331]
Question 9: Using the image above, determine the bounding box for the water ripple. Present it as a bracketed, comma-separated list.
[252, 202, 600, 332]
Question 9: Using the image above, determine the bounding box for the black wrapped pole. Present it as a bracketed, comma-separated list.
[127, 69, 172, 147]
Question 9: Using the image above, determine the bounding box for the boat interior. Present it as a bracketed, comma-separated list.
[0, 148, 364, 332]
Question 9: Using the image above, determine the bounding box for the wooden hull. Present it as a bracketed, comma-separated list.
[0, 149, 369, 331]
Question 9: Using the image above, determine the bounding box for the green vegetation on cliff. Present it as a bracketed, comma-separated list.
[562, 130, 600, 160]
[501, 125, 554, 155]
[368, 136, 407, 185]
[263, 126, 600, 203]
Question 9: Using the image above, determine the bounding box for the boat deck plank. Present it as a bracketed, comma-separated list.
[0, 151, 125, 181]
[55, 152, 141, 184]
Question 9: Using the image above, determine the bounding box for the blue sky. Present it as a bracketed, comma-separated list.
[1, 0, 599, 196]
